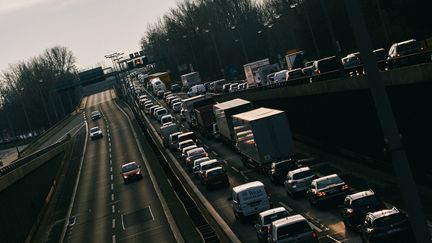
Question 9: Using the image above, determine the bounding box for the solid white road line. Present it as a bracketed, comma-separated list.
[59, 120, 89, 243]
[278, 202, 294, 213]
[111, 193, 114, 201]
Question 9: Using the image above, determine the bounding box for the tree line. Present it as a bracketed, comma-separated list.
[0, 46, 80, 141]
[140, 0, 431, 81]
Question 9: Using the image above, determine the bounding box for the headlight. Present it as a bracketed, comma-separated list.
[124, 175, 128, 178]
[342, 184, 349, 191]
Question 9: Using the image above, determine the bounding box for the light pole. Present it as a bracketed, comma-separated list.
[0, 92, 20, 158]
[16, 87, 33, 136]
[230, 26, 249, 62]
[204, 28, 225, 79]
[345, 0, 431, 242]
[38, 80, 52, 127]
[183, 34, 198, 72]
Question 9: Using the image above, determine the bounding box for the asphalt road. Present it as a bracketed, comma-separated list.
[63, 90, 178, 243]
[136, 86, 429, 243]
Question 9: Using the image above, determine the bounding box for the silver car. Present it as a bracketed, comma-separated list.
[284, 166, 315, 196]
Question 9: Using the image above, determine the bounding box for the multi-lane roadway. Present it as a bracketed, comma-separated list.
[63, 90, 180, 243]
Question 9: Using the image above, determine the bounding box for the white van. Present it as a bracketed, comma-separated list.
[187, 84, 206, 97]
[150, 78, 166, 95]
[232, 181, 271, 219]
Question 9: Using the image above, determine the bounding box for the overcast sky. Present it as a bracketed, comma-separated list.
[0, 0, 179, 72]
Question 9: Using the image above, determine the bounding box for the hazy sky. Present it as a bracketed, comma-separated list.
[0, 0, 179, 72]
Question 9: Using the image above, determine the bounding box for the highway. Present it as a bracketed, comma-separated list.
[133, 83, 431, 243]
[63, 90, 179, 243]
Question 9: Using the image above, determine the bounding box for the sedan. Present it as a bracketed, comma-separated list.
[120, 162, 143, 183]
[307, 174, 349, 207]
[89, 126, 103, 140]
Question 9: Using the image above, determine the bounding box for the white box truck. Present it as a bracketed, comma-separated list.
[213, 98, 253, 144]
[232, 107, 294, 172]
[181, 72, 201, 88]
[243, 59, 270, 88]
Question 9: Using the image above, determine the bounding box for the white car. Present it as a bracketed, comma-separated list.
[90, 126, 103, 140]
[160, 114, 174, 125]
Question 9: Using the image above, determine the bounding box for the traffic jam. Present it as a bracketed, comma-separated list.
[124, 72, 415, 243]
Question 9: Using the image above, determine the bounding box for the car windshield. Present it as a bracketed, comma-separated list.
[316, 176, 344, 189]
[92, 111, 100, 115]
[263, 211, 290, 225]
[90, 127, 99, 133]
[180, 142, 195, 149]
[352, 195, 381, 208]
[292, 170, 314, 180]
[189, 149, 205, 157]
[122, 163, 138, 172]
[373, 213, 406, 227]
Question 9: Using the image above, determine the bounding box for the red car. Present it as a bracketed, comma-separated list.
[120, 162, 143, 183]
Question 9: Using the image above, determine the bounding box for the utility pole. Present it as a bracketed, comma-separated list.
[344, 0, 431, 242]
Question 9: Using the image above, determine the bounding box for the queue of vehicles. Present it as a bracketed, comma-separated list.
[125, 74, 415, 243]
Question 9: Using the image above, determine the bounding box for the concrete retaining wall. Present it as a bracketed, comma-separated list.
[0, 140, 70, 243]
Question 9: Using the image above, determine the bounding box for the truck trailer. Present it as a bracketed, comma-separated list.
[232, 107, 294, 172]
[181, 94, 207, 126]
[213, 98, 253, 144]
[243, 59, 270, 88]
[193, 98, 216, 137]
[181, 72, 201, 89]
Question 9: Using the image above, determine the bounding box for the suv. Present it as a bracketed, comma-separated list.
[359, 207, 412, 243]
[255, 207, 290, 241]
[267, 214, 319, 243]
[91, 110, 101, 120]
[284, 166, 316, 196]
[202, 167, 229, 189]
[311, 56, 341, 81]
[307, 174, 349, 207]
[388, 39, 422, 59]
[341, 190, 386, 228]
[269, 159, 298, 184]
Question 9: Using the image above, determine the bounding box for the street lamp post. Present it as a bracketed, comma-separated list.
[230, 26, 249, 62]
[16, 87, 33, 136]
[204, 29, 225, 79]
[38, 80, 52, 127]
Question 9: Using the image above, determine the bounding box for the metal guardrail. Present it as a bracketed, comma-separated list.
[0, 136, 70, 178]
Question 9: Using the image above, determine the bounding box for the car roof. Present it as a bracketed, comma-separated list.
[396, 39, 416, 45]
[347, 189, 375, 201]
[200, 159, 219, 167]
[273, 159, 295, 165]
[205, 166, 223, 174]
[232, 181, 264, 193]
[288, 166, 312, 175]
[259, 207, 288, 218]
[183, 145, 197, 151]
[161, 114, 172, 119]
[91, 110, 100, 114]
[170, 132, 183, 137]
[122, 161, 137, 167]
[272, 214, 307, 228]
[313, 173, 340, 183]
[368, 207, 400, 221]
[91, 126, 100, 130]
[178, 139, 194, 145]
[194, 157, 210, 163]
[187, 147, 205, 154]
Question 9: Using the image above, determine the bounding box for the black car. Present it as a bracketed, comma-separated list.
[307, 174, 350, 207]
[269, 159, 298, 184]
[341, 190, 386, 228]
[359, 207, 412, 243]
[91, 110, 101, 120]
[170, 84, 181, 93]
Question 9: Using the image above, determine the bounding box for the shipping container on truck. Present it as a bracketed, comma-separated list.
[181, 72, 201, 89]
[193, 98, 216, 136]
[149, 71, 172, 88]
[232, 107, 294, 172]
[243, 59, 270, 88]
[181, 94, 207, 126]
[213, 98, 253, 144]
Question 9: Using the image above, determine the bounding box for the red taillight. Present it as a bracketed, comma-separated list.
[317, 69, 321, 75]
[312, 231, 317, 238]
